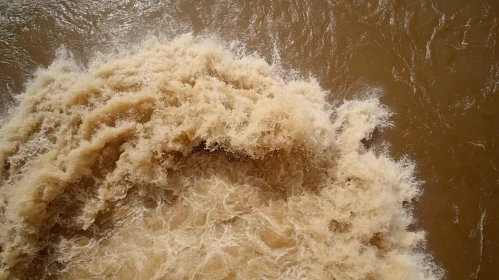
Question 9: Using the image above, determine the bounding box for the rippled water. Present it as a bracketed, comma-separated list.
[0, 1, 497, 279]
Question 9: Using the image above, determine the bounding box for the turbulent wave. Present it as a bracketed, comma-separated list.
[0, 34, 440, 280]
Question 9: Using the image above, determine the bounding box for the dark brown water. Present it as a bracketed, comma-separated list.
[0, 1, 498, 279]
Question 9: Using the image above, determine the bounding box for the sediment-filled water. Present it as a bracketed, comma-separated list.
[0, 1, 497, 279]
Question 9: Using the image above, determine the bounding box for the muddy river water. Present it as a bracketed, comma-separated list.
[0, 1, 498, 279]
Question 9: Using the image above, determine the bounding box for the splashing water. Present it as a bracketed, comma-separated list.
[0, 35, 441, 280]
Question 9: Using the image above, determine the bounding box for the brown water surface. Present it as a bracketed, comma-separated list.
[0, 1, 498, 279]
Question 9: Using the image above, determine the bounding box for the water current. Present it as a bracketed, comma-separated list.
[0, 1, 498, 279]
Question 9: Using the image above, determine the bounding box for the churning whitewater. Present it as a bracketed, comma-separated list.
[0, 35, 440, 280]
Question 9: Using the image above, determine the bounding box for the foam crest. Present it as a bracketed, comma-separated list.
[0, 34, 440, 280]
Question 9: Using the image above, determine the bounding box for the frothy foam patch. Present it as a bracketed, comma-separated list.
[0, 34, 441, 280]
